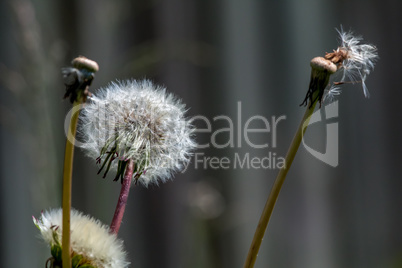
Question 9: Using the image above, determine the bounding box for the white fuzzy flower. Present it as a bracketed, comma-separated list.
[79, 79, 196, 186]
[324, 26, 378, 101]
[33, 208, 129, 268]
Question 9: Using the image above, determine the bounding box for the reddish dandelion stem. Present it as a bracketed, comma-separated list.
[110, 159, 134, 234]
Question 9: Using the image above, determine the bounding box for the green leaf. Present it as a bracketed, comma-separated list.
[50, 244, 62, 263]
[72, 254, 83, 268]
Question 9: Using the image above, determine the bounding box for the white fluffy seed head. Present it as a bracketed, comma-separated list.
[79, 79, 196, 186]
[33, 208, 129, 268]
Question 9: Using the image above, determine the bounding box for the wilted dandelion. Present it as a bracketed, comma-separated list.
[33, 208, 129, 268]
[301, 27, 379, 106]
[246, 27, 378, 268]
[79, 79, 196, 186]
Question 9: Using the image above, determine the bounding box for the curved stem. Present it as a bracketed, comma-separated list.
[110, 159, 134, 234]
[62, 101, 80, 268]
[243, 100, 318, 268]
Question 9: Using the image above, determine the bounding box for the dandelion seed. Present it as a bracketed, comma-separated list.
[33, 208, 129, 268]
[79, 79, 196, 186]
[324, 26, 378, 101]
[324, 85, 342, 103]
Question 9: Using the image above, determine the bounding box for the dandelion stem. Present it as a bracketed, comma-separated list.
[110, 159, 135, 234]
[243, 99, 318, 268]
[62, 100, 81, 268]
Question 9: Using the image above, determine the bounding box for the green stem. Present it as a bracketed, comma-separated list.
[243, 99, 318, 268]
[62, 101, 81, 268]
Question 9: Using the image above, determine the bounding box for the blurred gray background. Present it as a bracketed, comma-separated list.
[1, 0, 401, 267]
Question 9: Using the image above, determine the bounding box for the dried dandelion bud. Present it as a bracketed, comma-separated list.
[62, 56, 99, 103]
[310, 57, 337, 74]
[72, 56, 99, 73]
[300, 57, 337, 107]
[33, 208, 129, 268]
[79, 79, 196, 186]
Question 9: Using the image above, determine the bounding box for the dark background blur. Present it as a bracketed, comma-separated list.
[1, 0, 401, 267]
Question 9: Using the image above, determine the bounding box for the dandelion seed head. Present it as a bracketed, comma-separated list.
[33, 208, 129, 268]
[324, 26, 378, 100]
[79, 79, 196, 186]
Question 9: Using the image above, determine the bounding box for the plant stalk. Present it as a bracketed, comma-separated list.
[110, 159, 135, 234]
[243, 99, 318, 268]
[62, 101, 81, 268]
